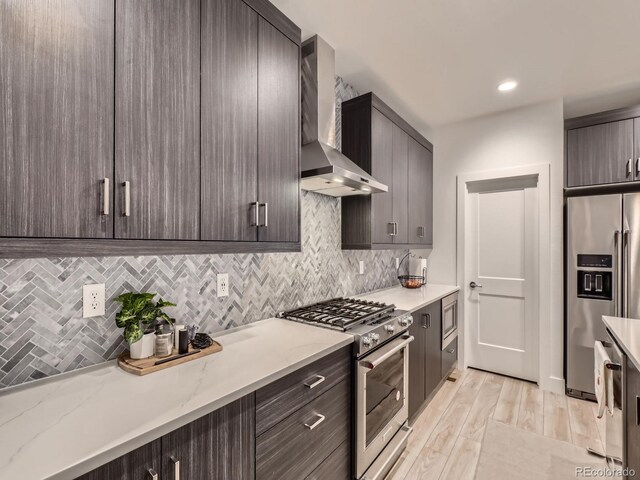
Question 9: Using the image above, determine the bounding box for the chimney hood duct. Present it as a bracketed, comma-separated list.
[301, 36, 388, 197]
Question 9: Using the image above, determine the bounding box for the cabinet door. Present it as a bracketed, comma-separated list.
[257, 19, 300, 243]
[115, 0, 200, 240]
[566, 120, 634, 187]
[371, 109, 395, 244]
[201, 0, 258, 241]
[408, 138, 433, 245]
[392, 124, 409, 244]
[76, 439, 161, 480]
[408, 309, 427, 422]
[162, 394, 255, 480]
[425, 300, 442, 395]
[0, 0, 114, 238]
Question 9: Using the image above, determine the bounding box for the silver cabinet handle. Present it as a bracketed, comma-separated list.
[251, 201, 260, 226]
[304, 374, 325, 389]
[147, 468, 158, 480]
[122, 181, 130, 217]
[304, 413, 325, 430]
[446, 348, 455, 354]
[417, 226, 425, 238]
[394, 222, 398, 236]
[388, 222, 396, 236]
[101, 178, 110, 215]
[627, 159, 633, 177]
[263, 202, 268, 227]
[422, 313, 430, 329]
[170, 455, 180, 480]
[469, 281, 483, 289]
[636, 158, 640, 177]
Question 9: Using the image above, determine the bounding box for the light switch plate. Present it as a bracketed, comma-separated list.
[359, 260, 365, 275]
[83, 284, 105, 318]
[217, 273, 229, 298]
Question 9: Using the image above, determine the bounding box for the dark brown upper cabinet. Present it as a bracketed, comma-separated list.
[341, 93, 433, 249]
[115, 0, 201, 240]
[0, 0, 114, 239]
[408, 137, 433, 245]
[564, 105, 640, 190]
[201, 0, 259, 242]
[566, 120, 634, 188]
[0, 0, 301, 257]
[257, 18, 300, 243]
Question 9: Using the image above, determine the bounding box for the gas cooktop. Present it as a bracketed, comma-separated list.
[280, 297, 395, 331]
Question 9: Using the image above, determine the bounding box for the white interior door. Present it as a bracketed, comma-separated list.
[465, 176, 539, 382]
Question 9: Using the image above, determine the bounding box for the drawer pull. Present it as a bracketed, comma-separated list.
[446, 348, 455, 354]
[304, 374, 326, 389]
[147, 468, 158, 480]
[304, 413, 325, 430]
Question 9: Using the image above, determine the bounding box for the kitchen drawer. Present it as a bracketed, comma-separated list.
[256, 379, 351, 480]
[441, 337, 458, 379]
[256, 345, 351, 435]
[305, 440, 351, 480]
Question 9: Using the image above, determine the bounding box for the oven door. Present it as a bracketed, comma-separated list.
[442, 292, 458, 349]
[356, 334, 413, 479]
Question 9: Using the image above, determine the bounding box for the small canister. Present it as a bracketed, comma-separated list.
[155, 331, 173, 358]
[174, 324, 186, 350]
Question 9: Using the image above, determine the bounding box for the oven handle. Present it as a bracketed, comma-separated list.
[359, 335, 414, 370]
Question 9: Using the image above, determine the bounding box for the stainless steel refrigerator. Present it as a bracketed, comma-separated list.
[566, 193, 640, 399]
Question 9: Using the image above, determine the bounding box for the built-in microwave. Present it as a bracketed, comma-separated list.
[442, 292, 458, 349]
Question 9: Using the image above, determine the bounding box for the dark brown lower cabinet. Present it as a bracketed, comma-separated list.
[256, 380, 351, 480]
[305, 440, 351, 480]
[408, 301, 444, 422]
[75, 347, 353, 480]
[626, 356, 640, 474]
[76, 395, 254, 480]
[76, 439, 162, 480]
[162, 394, 255, 480]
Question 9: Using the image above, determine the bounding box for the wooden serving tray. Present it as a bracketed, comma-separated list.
[118, 341, 223, 376]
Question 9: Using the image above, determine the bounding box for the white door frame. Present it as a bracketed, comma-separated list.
[456, 163, 552, 390]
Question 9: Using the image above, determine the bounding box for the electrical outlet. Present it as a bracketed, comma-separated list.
[359, 260, 365, 275]
[217, 273, 229, 298]
[83, 284, 105, 318]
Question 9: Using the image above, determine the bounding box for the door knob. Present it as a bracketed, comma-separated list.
[469, 281, 483, 289]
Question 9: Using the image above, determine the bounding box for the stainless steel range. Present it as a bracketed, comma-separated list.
[281, 298, 414, 480]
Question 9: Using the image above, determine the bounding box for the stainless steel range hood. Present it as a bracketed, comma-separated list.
[301, 36, 387, 197]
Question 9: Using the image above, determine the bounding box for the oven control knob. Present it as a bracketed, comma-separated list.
[398, 316, 410, 327]
[385, 325, 395, 334]
[362, 336, 372, 347]
[370, 333, 380, 343]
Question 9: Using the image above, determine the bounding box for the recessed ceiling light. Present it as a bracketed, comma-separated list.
[498, 80, 518, 92]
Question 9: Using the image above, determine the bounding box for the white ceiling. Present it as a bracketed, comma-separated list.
[272, 0, 640, 136]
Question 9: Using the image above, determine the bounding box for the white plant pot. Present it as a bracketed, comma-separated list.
[129, 332, 155, 359]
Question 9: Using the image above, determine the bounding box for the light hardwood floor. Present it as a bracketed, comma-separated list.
[387, 368, 605, 480]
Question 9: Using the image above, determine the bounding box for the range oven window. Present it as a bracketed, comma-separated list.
[365, 348, 405, 446]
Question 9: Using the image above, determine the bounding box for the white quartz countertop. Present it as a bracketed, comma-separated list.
[0, 318, 353, 480]
[603, 316, 640, 372]
[357, 284, 460, 312]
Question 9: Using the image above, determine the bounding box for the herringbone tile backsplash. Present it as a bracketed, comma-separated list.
[0, 78, 405, 389]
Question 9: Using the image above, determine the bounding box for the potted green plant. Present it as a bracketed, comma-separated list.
[114, 292, 176, 359]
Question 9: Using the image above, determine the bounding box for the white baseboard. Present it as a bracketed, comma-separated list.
[539, 375, 565, 394]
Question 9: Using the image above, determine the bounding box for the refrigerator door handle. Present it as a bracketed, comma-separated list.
[624, 229, 630, 318]
[615, 230, 622, 317]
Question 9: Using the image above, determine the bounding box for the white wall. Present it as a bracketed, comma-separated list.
[427, 99, 565, 392]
